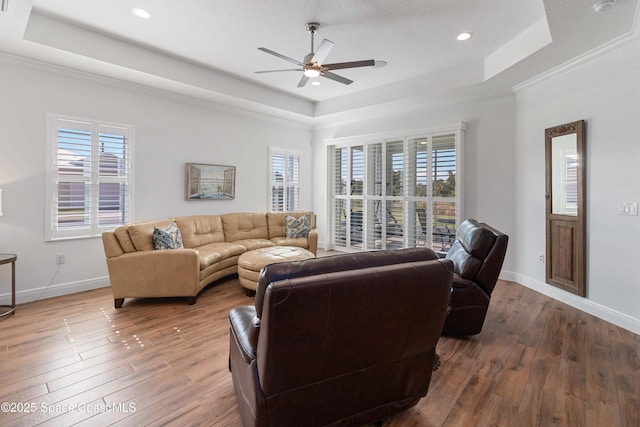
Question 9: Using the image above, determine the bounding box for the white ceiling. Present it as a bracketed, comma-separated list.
[0, 0, 638, 122]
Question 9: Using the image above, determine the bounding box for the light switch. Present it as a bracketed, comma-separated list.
[619, 202, 639, 216]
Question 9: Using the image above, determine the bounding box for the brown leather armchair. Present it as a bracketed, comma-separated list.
[442, 219, 509, 336]
[228, 248, 453, 427]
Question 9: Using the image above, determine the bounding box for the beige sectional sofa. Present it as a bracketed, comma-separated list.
[101, 211, 317, 308]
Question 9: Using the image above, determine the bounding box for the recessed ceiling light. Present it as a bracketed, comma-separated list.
[593, 0, 616, 12]
[311, 81, 321, 86]
[456, 32, 472, 41]
[131, 8, 151, 19]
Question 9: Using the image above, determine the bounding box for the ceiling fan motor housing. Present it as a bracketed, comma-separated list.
[306, 22, 320, 33]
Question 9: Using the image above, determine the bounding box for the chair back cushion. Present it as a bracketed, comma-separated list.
[255, 256, 452, 426]
[255, 247, 438, 318]
[446, 219, 508, 295]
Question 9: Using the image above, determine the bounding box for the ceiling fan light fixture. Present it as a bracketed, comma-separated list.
[304, 68, 320, 78]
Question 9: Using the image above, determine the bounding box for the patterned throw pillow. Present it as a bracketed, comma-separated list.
[153, 221, 184, 250]
[285, 214, 310, 238]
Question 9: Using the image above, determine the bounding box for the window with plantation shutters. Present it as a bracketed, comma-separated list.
[46, 115, 133, 240]
[327, 123, 464, 253]
[269, 147, 300, 212]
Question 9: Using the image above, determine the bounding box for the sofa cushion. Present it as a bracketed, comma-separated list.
[221, 213, 269, 242]
[196, 242, 247, 270]
[267, 211, 315, 239]
[113, 225, 137, 253]
[153, 221, 184, 250]
[285, 214, 310, 238]
[174, 215, 225, 248]
[269, 236, 309, 249]
[233, 239, 276, 251]
[128, 219, 175, 251]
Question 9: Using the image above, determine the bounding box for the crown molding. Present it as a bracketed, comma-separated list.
[513, 30, 640, 93]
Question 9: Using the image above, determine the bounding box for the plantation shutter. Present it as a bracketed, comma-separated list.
[271, 152, 285, 211]
[332, 147, 348, 246]
[55, 124, 92, 234]
[431, 134, 457, 251]
[286, 153, 300, 211]
[269, 148, 300, 212]
[98, 127, 130, 228]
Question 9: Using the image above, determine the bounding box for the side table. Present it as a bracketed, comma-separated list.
[0, 253, 16, 318]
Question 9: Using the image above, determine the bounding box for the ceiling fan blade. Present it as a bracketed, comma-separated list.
[321, 71, 353, 85]
[311, 39, 334, 64]
[323, 59, 376, 71]
[254, 69, 301, 73]
[258, 47, 303, 66]
[297, 75, 310, 88]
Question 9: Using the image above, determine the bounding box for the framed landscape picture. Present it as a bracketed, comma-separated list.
[185, 163, 236, 200]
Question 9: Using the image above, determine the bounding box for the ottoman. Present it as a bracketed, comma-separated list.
[237, 246, 315, 295]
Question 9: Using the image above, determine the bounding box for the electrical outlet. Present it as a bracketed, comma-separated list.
[538, 254, 545, 263]
[56, 253, 65, 265]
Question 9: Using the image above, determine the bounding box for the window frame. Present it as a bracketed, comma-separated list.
[326, 122, 465, 252]
[45, 114, 134, 241]
[268, 146, 301, 212]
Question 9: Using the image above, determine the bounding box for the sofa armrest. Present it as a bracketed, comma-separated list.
[308, 228, 318, 255]
[229, 306, 259, 363]
[106, 249, 200, 298]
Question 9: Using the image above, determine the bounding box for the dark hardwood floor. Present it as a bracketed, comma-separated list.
[1, 271, 639, 426]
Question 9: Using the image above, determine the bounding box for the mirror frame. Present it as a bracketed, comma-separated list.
[545, 120, 586, 296]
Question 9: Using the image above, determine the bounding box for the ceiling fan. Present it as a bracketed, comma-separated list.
[255, 22, 386, 87]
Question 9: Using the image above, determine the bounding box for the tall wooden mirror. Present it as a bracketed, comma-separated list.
[545, 120, 586, 296]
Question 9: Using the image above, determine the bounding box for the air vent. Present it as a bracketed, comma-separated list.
[1, 0, 10, 13]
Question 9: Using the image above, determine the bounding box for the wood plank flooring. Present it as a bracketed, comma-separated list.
[1, 273, 639, 426]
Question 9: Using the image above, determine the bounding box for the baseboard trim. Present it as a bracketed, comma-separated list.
[501, 270, 640, 335]
[5, 269, 639, 335]
[11, 276, 110, 305]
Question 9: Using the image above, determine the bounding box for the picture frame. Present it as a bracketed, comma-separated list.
[185, 163, 236, 200]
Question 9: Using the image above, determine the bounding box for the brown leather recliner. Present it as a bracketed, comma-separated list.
[228, 248, 453, 427]
[442, 219, 509, 336]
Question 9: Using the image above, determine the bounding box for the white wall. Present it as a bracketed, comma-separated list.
[3, 36, 639, 335]
[312, 93, 517, 272]
[0, 56, 312, 304]
[514, 39, 640, 333]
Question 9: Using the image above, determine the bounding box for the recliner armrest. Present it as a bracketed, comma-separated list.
[229, 306, 259, 364]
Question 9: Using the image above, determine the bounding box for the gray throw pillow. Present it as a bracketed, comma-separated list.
[153, 221, 184, 250]
[285, 214, 310, 238]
